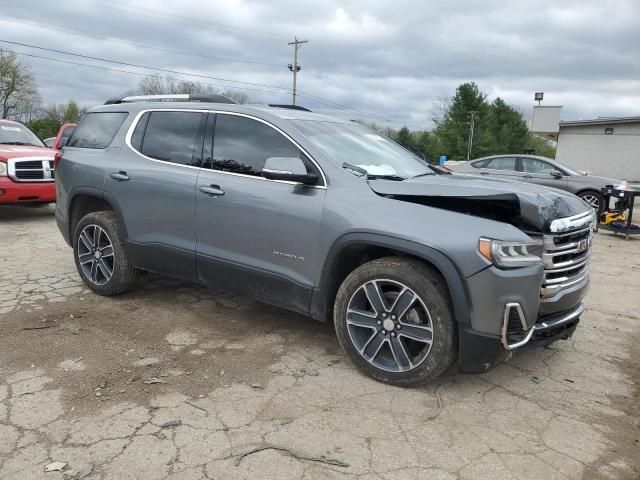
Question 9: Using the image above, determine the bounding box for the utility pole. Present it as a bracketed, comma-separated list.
[288, 36, 308, 105]
[467, 111, 479, 161]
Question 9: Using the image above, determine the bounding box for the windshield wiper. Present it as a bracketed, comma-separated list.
[0, 141, 39, 146]
[342, 162, 405, 181]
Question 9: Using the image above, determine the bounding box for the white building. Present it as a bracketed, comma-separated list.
[531, 106, 640, 182]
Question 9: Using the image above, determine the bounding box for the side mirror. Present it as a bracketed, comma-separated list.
[262, 157, 318, 185]
[550, 170, 563, 178]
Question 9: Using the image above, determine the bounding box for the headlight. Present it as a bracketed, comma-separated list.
[478, 237, 543, 268]
[0, 162, 7, 176]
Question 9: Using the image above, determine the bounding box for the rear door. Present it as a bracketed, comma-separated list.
[195, 113, 326, 313]
[476, 157, 520, 181]
[105, 109, 207, 281]
[519, 157, 568, 190]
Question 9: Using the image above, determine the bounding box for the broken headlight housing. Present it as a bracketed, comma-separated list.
[478, 237, 543, 269]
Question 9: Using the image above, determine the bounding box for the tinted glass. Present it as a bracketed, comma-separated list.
[68, 112, 128, 149]
[486, 157, 516, 171]
[0, 122, 45, 147]
[521, 158, 557, 174]
[140, 112, 205, 166]
[130, 112, 149, 150]
[212, 115, 300, 176]
[60, 126, 75, 146]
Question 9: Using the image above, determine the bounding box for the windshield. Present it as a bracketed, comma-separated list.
[293, 120, 432, 178]
[0, 122, 45, 147]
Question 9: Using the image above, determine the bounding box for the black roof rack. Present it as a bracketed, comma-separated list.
[104, 94, 236, 105]
[268, 104, 312, 112]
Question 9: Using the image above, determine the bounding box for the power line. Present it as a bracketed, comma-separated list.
[0, 16, 283, 68]
[0, 39, 291, 92]
[2, 39, 428, 129]
[74, 0, 288, 41]
[9, 50, 291, 97]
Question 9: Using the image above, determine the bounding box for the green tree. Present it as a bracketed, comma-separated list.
[395, 126, 414, 150]
[26, 117, 60, 139]
[525, 134, 557, 158]
[433, 82, 491, 160]
[63, 100, 81, 123]
[486, 98, 530, 154]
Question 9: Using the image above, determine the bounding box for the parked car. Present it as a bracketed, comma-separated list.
[55, 94, 595, 385]
[449, 154, 621, 214]
[52, 123, 76, 150]
[0, 119, 56, 205]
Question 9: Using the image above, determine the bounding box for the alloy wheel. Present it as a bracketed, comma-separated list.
[581, 194, 600, 212]
[77, 224, 115, 286]
[346, 279, 434, 373]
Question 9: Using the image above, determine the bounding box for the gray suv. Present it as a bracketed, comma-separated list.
[55, 95, 595, 386]
[450, 154, 622, 214]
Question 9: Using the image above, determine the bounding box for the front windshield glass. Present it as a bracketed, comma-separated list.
[0, 122, 45, 147]
[293, 120, 432, 178]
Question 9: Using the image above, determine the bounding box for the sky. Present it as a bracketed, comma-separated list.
[1, 0, 639, 129]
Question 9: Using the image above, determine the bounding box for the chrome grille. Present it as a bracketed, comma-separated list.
[7, 157, 55, 182]
[540, 215, 594, 301]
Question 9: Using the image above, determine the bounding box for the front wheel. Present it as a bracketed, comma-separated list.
[578, 190, 605, 216]
[333, 257, 456, 386]
[73, 211, 136, 296]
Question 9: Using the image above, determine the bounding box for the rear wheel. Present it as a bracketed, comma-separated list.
[73, 211, 135, 296]
[578, 190, 605, 216]
[333, 257, 456, 386]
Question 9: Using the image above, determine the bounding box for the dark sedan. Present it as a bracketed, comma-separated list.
[450, 154, 623, 214]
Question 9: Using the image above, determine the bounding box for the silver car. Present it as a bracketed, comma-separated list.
[450, 154, 621, 214]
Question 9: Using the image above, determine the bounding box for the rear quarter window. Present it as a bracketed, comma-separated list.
[68, 112, 128, 149]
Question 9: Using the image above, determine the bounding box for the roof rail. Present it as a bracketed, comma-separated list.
[268, 104, 311, 112]
[104, 94, 236, 105]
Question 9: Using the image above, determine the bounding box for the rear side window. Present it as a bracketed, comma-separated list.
[485, 157, 516, 171]
[211, 114, 300, 176]
[139, 111, 205, 166]
[68, 112, 128, 149]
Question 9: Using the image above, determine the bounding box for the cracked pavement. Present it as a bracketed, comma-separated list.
[1, 205, 639, 479]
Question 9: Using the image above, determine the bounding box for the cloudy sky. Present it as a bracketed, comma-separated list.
[1, 0, 639, 128]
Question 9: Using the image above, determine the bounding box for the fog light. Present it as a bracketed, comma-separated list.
[0, 188, 5, 196]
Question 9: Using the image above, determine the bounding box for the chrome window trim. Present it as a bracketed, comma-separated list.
[7, 156, 56, 183]
[124, 108, 328, 189]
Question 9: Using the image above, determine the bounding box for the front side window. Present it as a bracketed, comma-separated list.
[521, 158, 557, 175]
[68, 112, 128, 149]
[139, 111, 205, 166]
[211, 114, 302, 176]
[485, 157, 516, 171]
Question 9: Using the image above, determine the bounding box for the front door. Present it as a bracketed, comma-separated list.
[195, 113, 326, 313]
[106, 110, 207, 281]
[519, 157, 568, 190]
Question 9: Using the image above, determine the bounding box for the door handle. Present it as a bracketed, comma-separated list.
[480, 172, 489, 175]
[110, 171, 130, 181]
[199, 185, 225, 196]
[521, 175, 532, 178]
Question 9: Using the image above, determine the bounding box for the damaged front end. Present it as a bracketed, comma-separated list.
[367, 174, 591, 233]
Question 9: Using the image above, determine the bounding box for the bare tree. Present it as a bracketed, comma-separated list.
[0, 49, 39, 120]
[132, 74, 250, 104]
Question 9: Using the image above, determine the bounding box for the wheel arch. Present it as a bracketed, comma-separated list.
[67, 189, 127, 245]
[310, 233, 470, 326]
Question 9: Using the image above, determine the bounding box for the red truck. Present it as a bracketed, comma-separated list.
[0, 119, 56, 205]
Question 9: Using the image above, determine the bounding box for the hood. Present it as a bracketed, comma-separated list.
[368, 173, 591, 233]
[0, 144, 54, 161]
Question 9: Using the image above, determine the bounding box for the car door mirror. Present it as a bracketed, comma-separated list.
[550, 170, 563, 178]
[262, 157, 318, 185]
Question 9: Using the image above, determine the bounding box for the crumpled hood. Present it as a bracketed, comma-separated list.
[368, 173, 592, 232]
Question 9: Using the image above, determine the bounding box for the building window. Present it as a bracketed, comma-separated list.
[604, 127, 614, 134]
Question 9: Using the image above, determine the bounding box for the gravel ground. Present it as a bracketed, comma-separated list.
[0, 204, 639, 480]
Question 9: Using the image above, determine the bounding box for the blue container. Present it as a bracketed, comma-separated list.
[439, 155, 447, 166]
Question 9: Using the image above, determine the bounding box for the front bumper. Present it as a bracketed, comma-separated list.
[0, 176, 56, 204]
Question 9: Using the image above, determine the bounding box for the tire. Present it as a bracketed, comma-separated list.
[577, 190, 605, 216]
[73, 211, 136, 296]
[333, 257, 456, 386]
